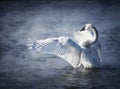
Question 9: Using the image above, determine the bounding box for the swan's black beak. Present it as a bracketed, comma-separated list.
[80, 26, 85, 31]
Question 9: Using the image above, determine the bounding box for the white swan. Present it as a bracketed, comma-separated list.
[27, 24, 102, 68]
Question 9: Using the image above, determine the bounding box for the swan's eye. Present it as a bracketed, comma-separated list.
[80, 26, 85, 31]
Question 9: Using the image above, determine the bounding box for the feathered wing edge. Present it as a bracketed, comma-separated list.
[26, 36, 82, 68]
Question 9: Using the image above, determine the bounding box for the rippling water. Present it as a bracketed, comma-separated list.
[0, 0, 120, 89]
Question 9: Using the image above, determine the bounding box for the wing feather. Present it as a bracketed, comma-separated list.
[27, 36, 82, 68]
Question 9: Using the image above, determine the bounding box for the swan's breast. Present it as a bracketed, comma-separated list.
[74, 31, 93, 47]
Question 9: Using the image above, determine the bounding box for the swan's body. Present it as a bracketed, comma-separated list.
[27, 24, 102, 68]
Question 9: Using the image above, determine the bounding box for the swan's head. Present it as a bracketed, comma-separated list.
[80, 23, 94, 31]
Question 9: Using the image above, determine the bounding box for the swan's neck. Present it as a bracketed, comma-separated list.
[82, 27, 98, 48]
[73, 27, 98, 48]
[89, 26, 98, 46]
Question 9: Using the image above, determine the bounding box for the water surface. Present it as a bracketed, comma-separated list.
[0, 0, 120, 89]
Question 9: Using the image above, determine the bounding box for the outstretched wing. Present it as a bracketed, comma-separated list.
[27, 36, 82, 68]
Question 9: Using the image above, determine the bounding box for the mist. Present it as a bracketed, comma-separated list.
[0, 0, 120, 86]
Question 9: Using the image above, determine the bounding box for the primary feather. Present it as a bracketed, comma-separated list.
[27, 36, 82, 68]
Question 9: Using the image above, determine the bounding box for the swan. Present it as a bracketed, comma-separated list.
[27, 24, 102, 68]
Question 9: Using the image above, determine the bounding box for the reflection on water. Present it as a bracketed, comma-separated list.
[0, 65, 119, 89]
